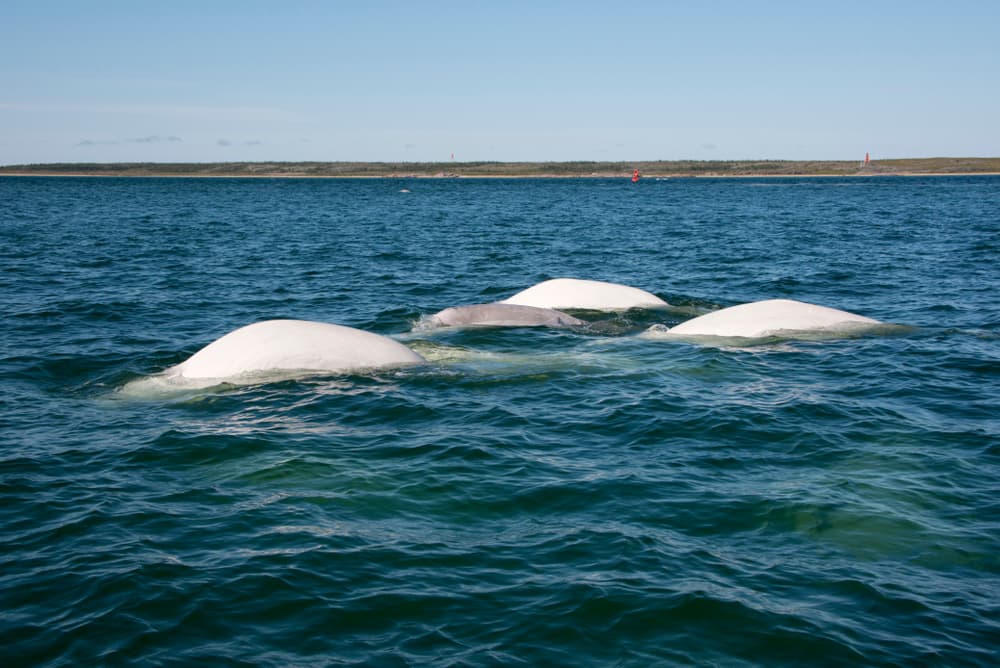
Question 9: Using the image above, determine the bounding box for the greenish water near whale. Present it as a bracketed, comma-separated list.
[1, 176, 997, 665]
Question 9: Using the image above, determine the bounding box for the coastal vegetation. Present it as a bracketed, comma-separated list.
[1, 157, 999, 177]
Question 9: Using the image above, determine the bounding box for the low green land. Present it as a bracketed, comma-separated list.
[2, 157, 999, 178]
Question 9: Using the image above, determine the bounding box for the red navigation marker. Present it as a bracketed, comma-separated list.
[631, 169, 640, 183]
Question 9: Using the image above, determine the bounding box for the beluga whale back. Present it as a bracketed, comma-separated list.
[167, 319, 424, 381]
[644, 299, 883, 341]
[423, 303, 585, 329]
[501, 278, 669, 310]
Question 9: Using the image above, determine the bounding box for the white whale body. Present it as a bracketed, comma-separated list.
[501, 278, 669, 310]
[644, 299, 882, 340]
[426, 303, 585, 328]
[167, 319, 424, 380]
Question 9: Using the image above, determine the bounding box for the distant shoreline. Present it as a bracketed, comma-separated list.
[2, 158, 999, 179]
[4, 172, 1000, 179]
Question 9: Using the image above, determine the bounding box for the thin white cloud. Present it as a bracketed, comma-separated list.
[0, 102, 302, 123]
[126, 135, 182, 144]
[77, 135, 183, 146]
[217, 139, 232, 147]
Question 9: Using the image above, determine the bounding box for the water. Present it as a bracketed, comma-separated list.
[2, 176, 998, 666]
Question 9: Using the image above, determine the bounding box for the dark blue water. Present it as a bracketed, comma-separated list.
[2, 176, 998, 666]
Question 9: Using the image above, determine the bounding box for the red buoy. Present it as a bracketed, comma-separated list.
[631, 169, 640, 183]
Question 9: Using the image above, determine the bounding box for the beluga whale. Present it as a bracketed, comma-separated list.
[164, 319, 425, 382]
[422, 303, 585, 329]
[642, 299, 884, 342]
[501, 278, 670, 310]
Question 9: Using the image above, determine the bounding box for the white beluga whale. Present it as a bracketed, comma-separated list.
[501, 278, 669, 310]
[422, 303, 585, 329]
[165, 319, 425, 381]
[643, 299, 883, 341]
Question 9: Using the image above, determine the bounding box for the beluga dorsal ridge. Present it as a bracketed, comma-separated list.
[166, 319, 425, 381]
[645, 299, 883, 340]
[501, 278, 669, 310]
[424, 303, 585, 328]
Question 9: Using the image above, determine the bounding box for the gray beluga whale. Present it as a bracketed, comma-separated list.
[424, 303, 585, 328]
[166, 319, 425, 380]
[501, 278, 669, 310]
[643, 299, 882, 340]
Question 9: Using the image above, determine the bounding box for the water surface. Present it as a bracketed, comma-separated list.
[2, 176, 998, 666]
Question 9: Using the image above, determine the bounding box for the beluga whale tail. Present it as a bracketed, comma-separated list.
[501, 278, 670, 311]
[642, 299, 885, 343]
[164, 319, 425, 384]
[420, 303, 585, 329]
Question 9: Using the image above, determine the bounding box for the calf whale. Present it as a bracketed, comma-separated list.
[644, 299, 882, 340]
[424, 303, 585, 328]
[501, 278, 669, 310]
[166, 319, 425, 380]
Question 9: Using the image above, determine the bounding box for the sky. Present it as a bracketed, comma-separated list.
[2, 0, 998, 164]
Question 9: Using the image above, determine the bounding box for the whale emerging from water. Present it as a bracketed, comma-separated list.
[644, 299, 882, 340]
[501, 278, 669, 310]
[166, 319, 425, 380]
[425, 303, 585, 328]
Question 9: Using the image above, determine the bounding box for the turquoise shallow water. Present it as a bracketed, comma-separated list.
[1, 176, 998, 666]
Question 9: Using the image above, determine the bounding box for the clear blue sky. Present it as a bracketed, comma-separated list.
[2, 0, 998, 164]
